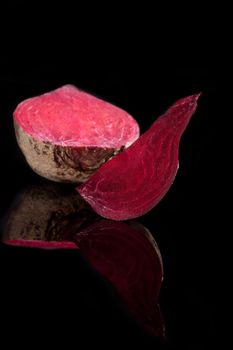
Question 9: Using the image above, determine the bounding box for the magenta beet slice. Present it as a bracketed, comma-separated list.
[13, 85, 139, 183]
[77, 94, 201, 220]
[75, 220, 164, 338]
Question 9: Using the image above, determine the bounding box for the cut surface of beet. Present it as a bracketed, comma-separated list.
[14, 84, 139, 148]
[75, 220, 164, 338]
[77, 94, 201, 220]
[13, 85, 139, 183]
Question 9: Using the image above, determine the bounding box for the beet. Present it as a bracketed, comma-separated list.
[77, 94, 201, 220]
[13, 85, 139, 183]
[1, 183, 98, 249]
[75, 220, 164, 338]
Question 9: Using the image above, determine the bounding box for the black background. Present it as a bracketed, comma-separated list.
[0, 2, 224, 349]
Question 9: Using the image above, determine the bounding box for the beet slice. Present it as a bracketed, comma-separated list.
[75, 220, 164, 338]
[77, 94, 201, 220]
[1, 183, 98, 249]
[13, 85, 139, 183]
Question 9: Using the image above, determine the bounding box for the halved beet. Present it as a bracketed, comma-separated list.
[1, 183, 98, 249]
[77, 94, 201, 220]
[13, 85, 139, 183]
[75, 220, 164, 338]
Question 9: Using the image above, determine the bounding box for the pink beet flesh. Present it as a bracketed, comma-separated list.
[77, 94, 201, 220]
[14, 85, 139, 148]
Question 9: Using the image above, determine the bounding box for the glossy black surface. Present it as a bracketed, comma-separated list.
[0, 3, 221, 349]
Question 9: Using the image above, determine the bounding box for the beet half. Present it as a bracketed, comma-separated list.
[78, 94, 201, 220]
[13, 85, 139, 183]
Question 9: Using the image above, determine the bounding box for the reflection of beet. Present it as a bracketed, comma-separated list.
[13, 85, 139, 183]
[2, 183, 98, 248]
[2, 195, 165, 338]
[3, 205, 165, 339]
[75, 220, 164, 338]
[78, 94, 201, 220]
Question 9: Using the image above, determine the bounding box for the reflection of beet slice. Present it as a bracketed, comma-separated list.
[1, 183, 98, 249]
[75, 220, 164, 338]
[78, 94, 201, 220]
[13, 85, 139, 183]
